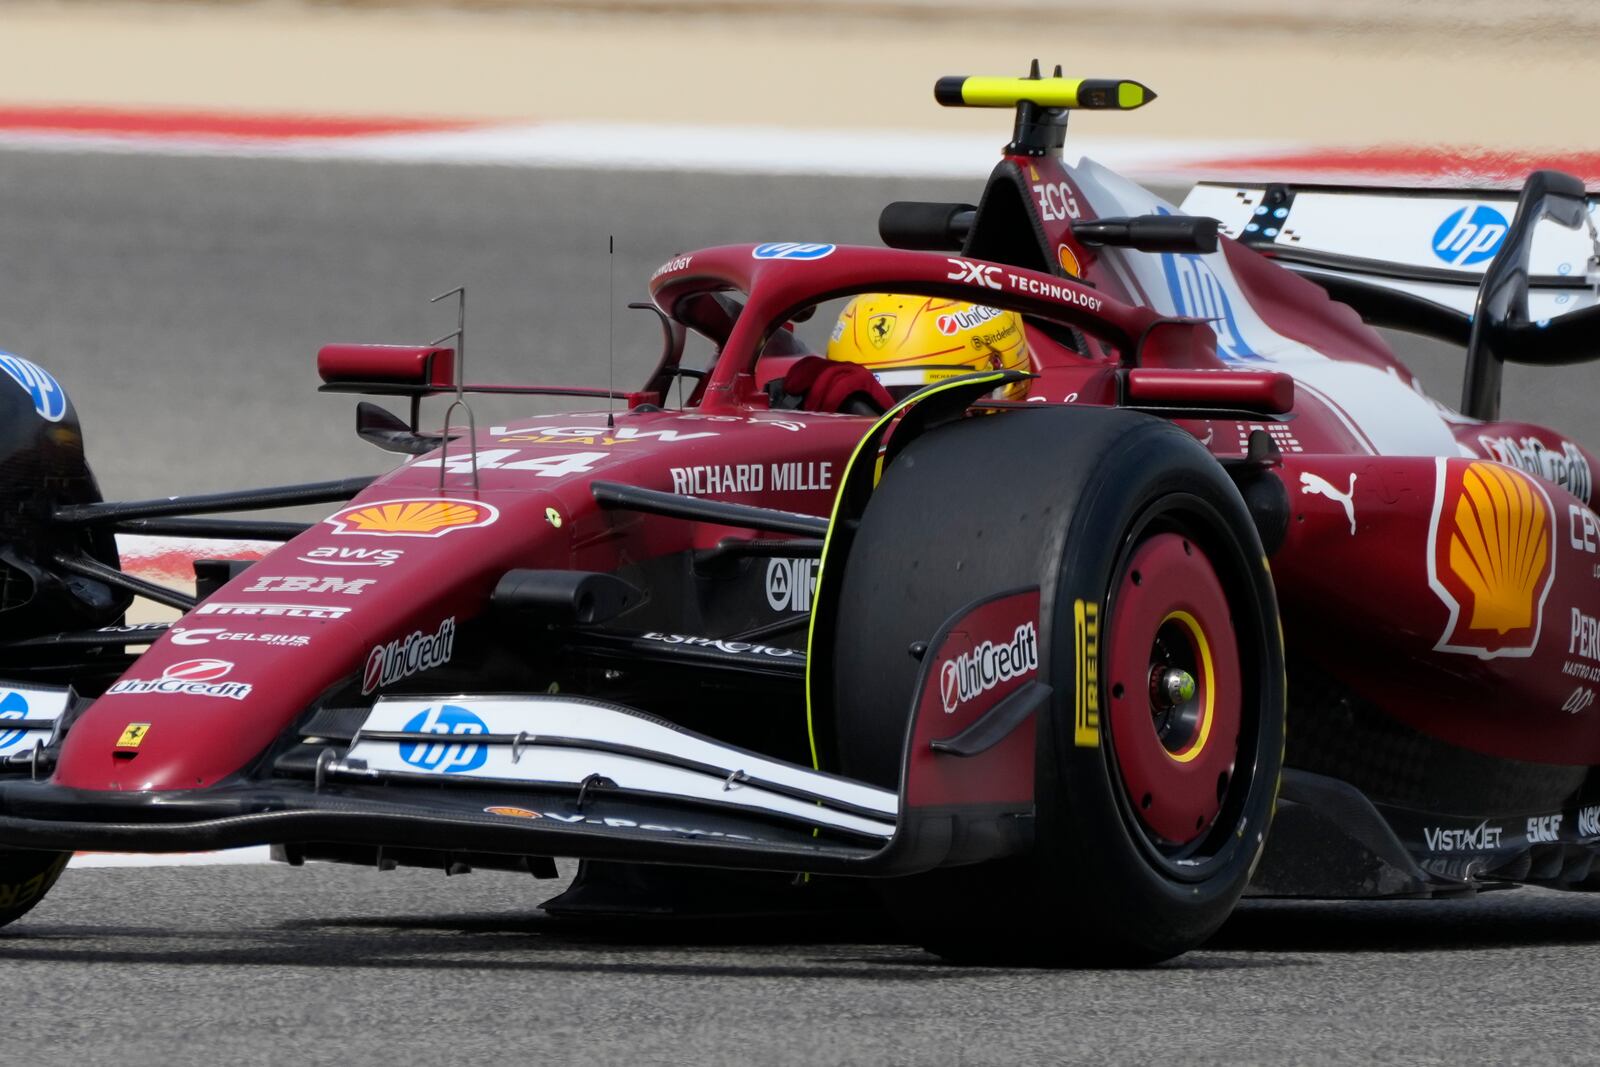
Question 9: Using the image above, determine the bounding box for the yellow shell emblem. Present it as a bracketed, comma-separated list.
[1431, 460, 1554, 656]
[325, 498, 498, 538]
[484, 806, 541, 820]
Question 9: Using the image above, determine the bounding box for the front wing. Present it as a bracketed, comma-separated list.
[0, 682, 1038, 878]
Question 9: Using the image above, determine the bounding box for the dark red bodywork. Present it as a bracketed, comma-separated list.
[47, 147, 1600, 808]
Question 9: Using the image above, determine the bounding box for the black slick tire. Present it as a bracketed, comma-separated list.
[0, 849, 68, 930]
[827, 406, 1285, 965]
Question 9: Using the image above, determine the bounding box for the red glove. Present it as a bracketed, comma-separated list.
[781, 357, 893, 415]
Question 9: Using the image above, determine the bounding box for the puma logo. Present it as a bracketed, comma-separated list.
[1299, 472, 1358, 535]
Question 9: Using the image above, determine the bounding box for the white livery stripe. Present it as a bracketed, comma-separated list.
[344, 696, 898, 839]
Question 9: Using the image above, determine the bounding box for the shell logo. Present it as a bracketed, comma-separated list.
[323, 498, 499, 539]
[484, 806, 542, 820]
[1057, 242, 1081, 277]
[1427, 460, 1556, 658]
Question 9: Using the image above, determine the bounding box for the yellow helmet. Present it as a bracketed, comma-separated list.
[826, 294, 1031, 401]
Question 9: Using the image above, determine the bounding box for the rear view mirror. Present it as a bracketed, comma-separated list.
[317, 344, 456, 395]
[1072, 215, 1219, 254]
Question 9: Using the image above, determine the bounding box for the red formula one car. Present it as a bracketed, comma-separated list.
[1, 71, 1598, 965]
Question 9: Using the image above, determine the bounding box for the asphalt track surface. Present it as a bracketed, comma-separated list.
[12, 863, 1600, 1066]
[4, 150, 1600, 1065]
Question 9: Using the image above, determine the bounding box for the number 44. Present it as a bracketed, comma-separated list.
[413, 449, 606, 477]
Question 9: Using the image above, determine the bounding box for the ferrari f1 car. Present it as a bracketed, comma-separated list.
[2, 69, 1599, 965]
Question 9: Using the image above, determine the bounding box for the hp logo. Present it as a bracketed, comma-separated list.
[1431, 206, 1508, 267]
[752, 243, 836, 261]
[1160, 253, 1260, 362]
[0, 691, 30, 752]
[0, 353, 67, 422]
[398, 704, 488, 774]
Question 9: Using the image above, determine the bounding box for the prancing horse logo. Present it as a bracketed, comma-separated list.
[867, 313, 896, 349]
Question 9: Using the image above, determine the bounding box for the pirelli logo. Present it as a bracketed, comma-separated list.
[1074, 599, 1100, 747]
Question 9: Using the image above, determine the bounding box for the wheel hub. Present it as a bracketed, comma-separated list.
[1105, 532, 1242, 848]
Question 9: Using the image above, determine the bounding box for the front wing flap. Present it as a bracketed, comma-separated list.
[0, 683, 1035, 878]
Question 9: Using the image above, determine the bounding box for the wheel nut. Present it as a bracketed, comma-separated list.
[1160, 668, 1196, 706]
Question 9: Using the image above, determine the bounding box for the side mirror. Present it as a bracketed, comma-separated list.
[317, 344, 456, 395]
[878, 201, 977, 251]
[1072, 215, 1219, 254]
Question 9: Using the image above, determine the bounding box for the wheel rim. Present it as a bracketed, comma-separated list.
[1106, 531, 1243, 848]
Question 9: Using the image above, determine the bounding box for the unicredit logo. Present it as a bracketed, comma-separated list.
[938, 622, 1038, 714]
[363, 617, 456, 695]
[105, 658, 253, 701]
[165, 659, 232, 681]
[935, 306, 1003, 336]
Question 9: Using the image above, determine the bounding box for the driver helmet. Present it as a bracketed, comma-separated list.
[825, 294, 1030, 401]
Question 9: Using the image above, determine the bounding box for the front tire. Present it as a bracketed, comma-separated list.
[828, 407, 1285, 965]
[0, 850, 68, 929]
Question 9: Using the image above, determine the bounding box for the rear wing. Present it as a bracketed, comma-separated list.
[1182, 172, 1600, 419]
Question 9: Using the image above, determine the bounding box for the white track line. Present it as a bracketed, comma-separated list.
[71, 847, 274, 869]
[0, 123, 1292, 181]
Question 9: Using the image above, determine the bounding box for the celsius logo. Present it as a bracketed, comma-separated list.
[1159, 253, 1260, 362]
[0, 353, 67, 422]
[0, 691, 29, 751]
[939, 622, 1039, 714]
[765, 557, 816, 613]
[1432, 205, 1508, 267]
[398, 704, 488, 774]
[752, 243, 836, 261]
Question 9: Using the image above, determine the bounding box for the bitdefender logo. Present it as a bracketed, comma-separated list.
[105, 658, 253, 701]
[938, 623, 1039, 714]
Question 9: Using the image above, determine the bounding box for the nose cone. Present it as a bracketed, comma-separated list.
[52, 646, 329, 791]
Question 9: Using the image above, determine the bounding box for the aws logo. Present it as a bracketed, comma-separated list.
[1428, 460, 1556, 658]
